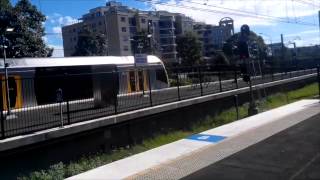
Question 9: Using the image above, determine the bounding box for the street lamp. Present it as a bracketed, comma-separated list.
[1, 27, 14, 115]
[6, 28, 14, 32]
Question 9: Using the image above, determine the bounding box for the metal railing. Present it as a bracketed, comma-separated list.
[0, 65, 318, 139]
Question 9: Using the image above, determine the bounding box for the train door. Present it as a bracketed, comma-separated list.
[1, 75, 23, 110]
[127, 70, 149, 93]
[143, 70, 149, 91]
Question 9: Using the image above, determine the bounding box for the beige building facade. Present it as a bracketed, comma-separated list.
[62, 1, 234, 64]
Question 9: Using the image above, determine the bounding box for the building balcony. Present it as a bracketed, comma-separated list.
[161, 51, 178, 55]
[159, 26, 175, 30]
[160, 43, 177, 47]
[159, 34, 176, 38]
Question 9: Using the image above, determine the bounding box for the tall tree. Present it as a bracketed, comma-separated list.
[207, 51, 230, 66]
[0, 0, 13, 34]
[223, 31, 267, 64]
[1, 0, 53, 58]
[176, 32, 202, 66]
[131, 30, 152, 54]
[72, 26, 108, 56]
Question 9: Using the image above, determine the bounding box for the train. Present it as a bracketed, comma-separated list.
[0, 55, 169, 109]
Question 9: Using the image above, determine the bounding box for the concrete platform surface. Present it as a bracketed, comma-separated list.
[182, 109, 320, 180]
[67, 99, 320, 180]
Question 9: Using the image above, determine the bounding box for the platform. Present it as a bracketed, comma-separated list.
[67, 99, 320, 180]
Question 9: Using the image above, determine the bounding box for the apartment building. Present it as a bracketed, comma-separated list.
[194, 17, 234, 59]
[62, 1, 179, 63]
[62, 1, 233, 63]
[62, 1, 136, 57]
[194, 23, 216, 58]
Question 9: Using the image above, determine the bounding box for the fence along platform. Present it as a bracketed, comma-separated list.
[0, 65, 316, 139]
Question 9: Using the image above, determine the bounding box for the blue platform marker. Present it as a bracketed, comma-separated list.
[186, 134, 226, 143]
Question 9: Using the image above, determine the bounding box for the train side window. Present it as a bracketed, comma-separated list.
[155, 69, 167, 83]
[129, 71, 136, 92]
[8, 77, 17, 108]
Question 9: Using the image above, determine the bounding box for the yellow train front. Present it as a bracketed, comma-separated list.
[0, 55, 169, 110]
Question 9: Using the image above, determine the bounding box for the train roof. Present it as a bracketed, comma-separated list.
[2, 55, 163, 68]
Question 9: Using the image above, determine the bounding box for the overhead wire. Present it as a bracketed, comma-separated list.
[180, 0, 298, 23]
[293, 0, 320, 7]
[291, 0, 297, 22]
[38, 0, 319, 27]
[138, 0, 317, 26]
[286, 0, 289, 22]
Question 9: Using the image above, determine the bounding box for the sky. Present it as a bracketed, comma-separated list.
[10, 0, 320, 57]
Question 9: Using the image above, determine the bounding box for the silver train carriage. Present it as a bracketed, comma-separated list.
[0, 55, 169, 109]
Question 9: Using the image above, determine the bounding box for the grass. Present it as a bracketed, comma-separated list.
[18, 83, 319, 180]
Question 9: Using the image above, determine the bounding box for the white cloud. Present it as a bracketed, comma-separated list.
[49, 45, 64, 57]
[46, 13, 78, 26]
[58, 16, 78, 26]
[295, 38, 319, 47]
[52, 26, 62, 34]
[149, 0, 318, 28]
[51, 26, 63, 41]
[279, 29, 320, 47]
[286, 30, 319, 38]
[42, 36, 48, 43]
[53, 13, 62, 17]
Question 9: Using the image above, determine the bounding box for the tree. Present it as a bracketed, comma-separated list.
[223, 31, 267, 64]
[72, 26, 108, 56]
[207, 51, 230, 66]
[0, 0, 13, 34]
[176, 32, 202, 66]
[1, 0, 53, 58]
[131, 30, 152, 54]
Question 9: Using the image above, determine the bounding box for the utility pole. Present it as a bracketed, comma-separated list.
[318, 11, 320, 45]
[1, 29, 13, 115]
[1, 35, 10, 114]
[281, 34, 285, 62]
[147, 20, 154, 54]
[238, 24, 258, 115]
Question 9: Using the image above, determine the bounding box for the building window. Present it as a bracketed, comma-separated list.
[141, 18, 146, 23]
[98, 21, 102, 26]
[122, 27, 127, 32]
[121, 17, 126, 22]
[73, 28, 76, 32]
[124, 46, 129, 51]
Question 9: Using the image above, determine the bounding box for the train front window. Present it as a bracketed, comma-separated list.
[156, 69, 167, 83]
